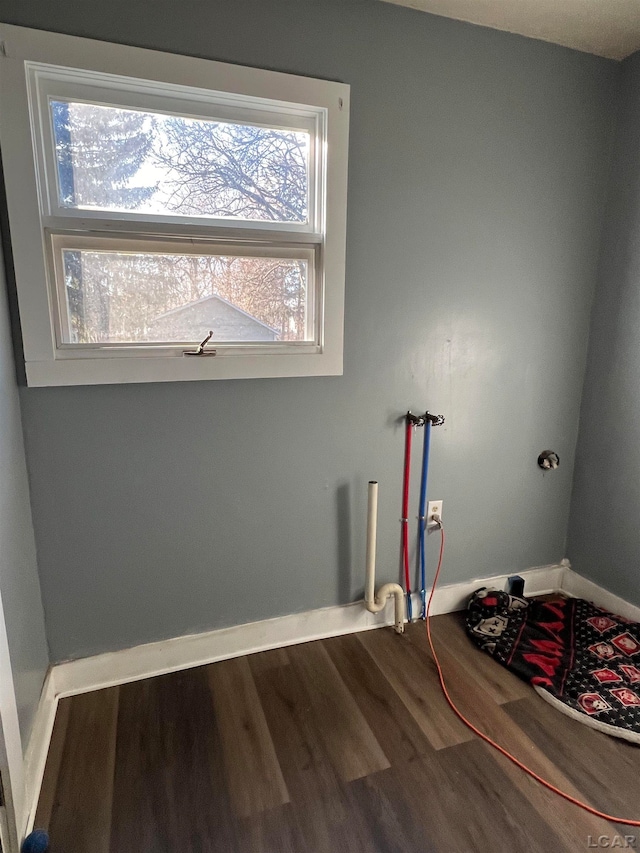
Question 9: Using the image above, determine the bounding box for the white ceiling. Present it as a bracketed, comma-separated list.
[380, 0, 640, 59]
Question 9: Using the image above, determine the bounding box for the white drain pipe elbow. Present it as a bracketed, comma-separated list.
[364, 480, 405, 634]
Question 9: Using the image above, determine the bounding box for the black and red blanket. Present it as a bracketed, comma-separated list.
[466, 588, 640, 742]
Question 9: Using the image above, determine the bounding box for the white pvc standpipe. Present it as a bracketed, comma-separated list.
[364, 481, 405, 633]
[365, 480, 379, 606]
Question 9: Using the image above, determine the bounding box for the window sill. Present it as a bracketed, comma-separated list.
[24, 349, 343, 387]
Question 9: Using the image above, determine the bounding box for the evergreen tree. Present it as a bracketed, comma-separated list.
[52, 101, 155, 210]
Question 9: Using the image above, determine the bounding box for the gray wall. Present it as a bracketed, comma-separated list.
[567, 51, 640, 606]
[0, 241, 49, 745]
[1, 0, 619, 661]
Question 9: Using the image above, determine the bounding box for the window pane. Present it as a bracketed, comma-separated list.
[61, 249, 310, 344]
[51, 101, 309, 222]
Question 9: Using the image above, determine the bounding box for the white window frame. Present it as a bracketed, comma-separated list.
[0, 25, 349, 386]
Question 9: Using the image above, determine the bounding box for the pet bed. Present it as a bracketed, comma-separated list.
[466, 589, 640, 743]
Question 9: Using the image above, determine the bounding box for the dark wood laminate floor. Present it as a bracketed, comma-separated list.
[36, 614, 640, 853]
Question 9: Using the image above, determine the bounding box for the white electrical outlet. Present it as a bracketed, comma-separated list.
[427, 500, 443, 531]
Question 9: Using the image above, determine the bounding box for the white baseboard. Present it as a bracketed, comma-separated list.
[51, 563, 564, 699]
[560, 564, 640, 622]
[22, 670, 57, 836]
[22, 559, 637, 838]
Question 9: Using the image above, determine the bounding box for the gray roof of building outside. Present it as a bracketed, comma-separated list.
[151, 293, 278, 334]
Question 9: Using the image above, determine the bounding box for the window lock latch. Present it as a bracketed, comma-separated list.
[183, 330, 217, 357]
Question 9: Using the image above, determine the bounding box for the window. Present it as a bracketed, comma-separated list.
[0, 25, 349, 385]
